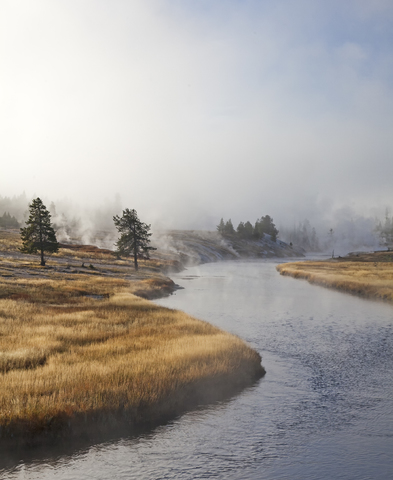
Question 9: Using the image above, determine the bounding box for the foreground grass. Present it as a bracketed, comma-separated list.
[0, 230, 264, 445]
[276, 251, 393, 302]
[0, 292, 263, 444]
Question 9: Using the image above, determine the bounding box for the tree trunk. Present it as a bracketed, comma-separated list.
[132, 223, 138, 270]
[40, 248, 45, 266]
[39, 212, 45, 266]
[134, 250, 138, 270]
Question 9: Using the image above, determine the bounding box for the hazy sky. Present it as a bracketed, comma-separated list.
[1, 0, 393, 228]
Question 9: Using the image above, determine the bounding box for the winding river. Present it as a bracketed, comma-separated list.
[2, 259, 393, 479]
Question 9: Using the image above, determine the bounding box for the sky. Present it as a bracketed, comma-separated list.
[1, 0, 393, 230]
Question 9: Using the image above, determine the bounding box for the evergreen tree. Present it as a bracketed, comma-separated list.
[237, 220, 254, 239]
[20, 198, 59, 266]
[217, 218, 225, 234]
[327, 228, 335, 256]
[255, 215, 278, 241]
[310, 227, 319, 251]
[379, 209, 393, 244]
[280, 219, 321, 252]
[0, 212, 19, 228]
[224, 219, 235, 235]
[254, 218, 264, 239]
[244, 221, 254, 239]
[236, 221, 245, 237]
[113, 208, 156, 270]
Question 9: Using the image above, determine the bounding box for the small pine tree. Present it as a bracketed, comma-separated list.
[224, 219, 235, 235]
[244, 221, 254, 239]
[255, 215, 278, 241]
[20, 198, 59, 266]
[217, 218, 225, 234]
[236, 221, 245, 237]
[254, 218, 264, 239]
[113, 208, 156, 271]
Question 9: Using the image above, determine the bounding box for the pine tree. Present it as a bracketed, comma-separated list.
[244, 221, 254, 239]
[224, 219, 235, 235]
[0, 212, 19, 228]
[20, 198, 59, 266]
[254, 218, 264, 239]
[217, 218, 225, 234]
[255, 215, 278, 241]
[113, 208, 156, 270]
[236, 221, 245, 237]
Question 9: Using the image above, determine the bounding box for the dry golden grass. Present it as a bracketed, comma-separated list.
[0, 291, 263, 443]
[0, 229, 179, 301]
[0, 229, 176, 275]
[277, 254, 393, 302]
[0, 230, 264, 444]
[0, 229, 22, 251]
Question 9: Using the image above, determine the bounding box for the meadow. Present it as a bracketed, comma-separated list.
[0, 230, 264, 446]
[276, 251, 393, 303]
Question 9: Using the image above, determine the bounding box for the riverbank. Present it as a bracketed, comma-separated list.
[276, 251, 393, 303]
[0, 230, 265, 447]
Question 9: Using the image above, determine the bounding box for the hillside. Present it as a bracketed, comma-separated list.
[153, 230, 305, 266]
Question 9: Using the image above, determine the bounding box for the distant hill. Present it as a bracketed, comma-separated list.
[153, 230, 305, 266]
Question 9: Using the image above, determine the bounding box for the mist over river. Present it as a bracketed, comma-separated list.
[2, 260, 393, 479]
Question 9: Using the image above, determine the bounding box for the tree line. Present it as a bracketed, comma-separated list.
[279, 219, 320, 251]
[0, 212, 19, 228]
[19, 198, 154, 269]
[376, 210, 393, 245]
[0, 193, 29, 222]
[217, 215, 279, 242]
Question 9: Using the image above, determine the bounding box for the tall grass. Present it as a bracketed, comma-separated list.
[277, 257, 393, 302]
[0, 292, 263, 442]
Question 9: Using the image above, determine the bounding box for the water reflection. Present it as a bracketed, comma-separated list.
[2, 260, 393, 479]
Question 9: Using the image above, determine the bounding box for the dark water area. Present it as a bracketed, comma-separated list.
[1, 260, 393, 479]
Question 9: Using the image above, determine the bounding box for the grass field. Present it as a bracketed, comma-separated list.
[0, 230, 264, 446]
[276, 251, 393, 302]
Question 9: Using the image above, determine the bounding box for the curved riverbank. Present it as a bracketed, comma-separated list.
[0, 291, 264, 448]
[277, 252, 393, 303]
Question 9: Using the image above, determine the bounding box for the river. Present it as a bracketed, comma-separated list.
[1, 259, 393, 479]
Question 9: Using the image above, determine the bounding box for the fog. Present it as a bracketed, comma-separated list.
[1, 0, 393, 233]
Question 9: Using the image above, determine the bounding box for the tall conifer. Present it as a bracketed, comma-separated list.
[20, 198, 59, 266]
[113, 208, 156, 270]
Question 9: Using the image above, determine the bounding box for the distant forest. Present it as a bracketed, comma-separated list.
[376, 212, 393, 245]
[0, 193, 29, 223]
[280, 219, 320, 251]
[217, 215, 278, 242]
[0, 212, 19, 228]
[280, 212, 393, 252]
